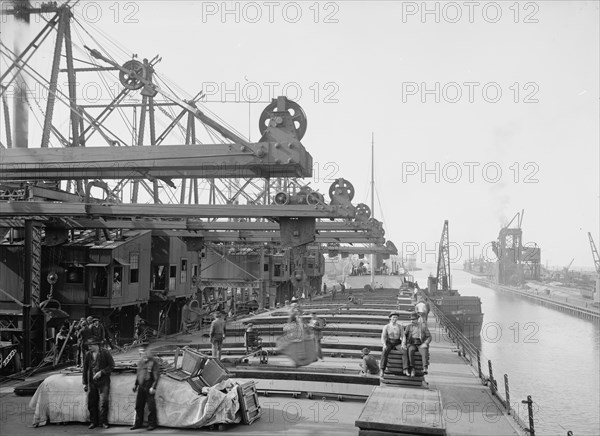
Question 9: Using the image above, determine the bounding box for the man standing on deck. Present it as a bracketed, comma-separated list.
[76, 318, 92, 367]
[415, 297, 429, 323]
[308, 311, 326, 360]
[379, 311, 404, 378]
[131, 346, 160, 431]
[402, 312, 432, 377]
[209, 311, 226, 359]
[82, 337, 115, 429]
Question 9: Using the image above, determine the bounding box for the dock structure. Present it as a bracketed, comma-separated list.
[472, 277, 600, 322]
[2, 286, 524, 435]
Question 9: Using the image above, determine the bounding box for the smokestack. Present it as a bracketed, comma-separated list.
[12, 0, 31, 149]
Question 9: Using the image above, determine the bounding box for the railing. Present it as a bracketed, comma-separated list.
[421, 292, 538, 435]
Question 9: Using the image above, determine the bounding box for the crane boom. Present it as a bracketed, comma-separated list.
[589, 233, 600, 274]
[436, 220, 451, 291]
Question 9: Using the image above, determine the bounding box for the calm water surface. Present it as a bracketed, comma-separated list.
[413, 268, 600, 436]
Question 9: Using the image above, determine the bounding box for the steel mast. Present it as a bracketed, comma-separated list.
[370, 132, 375, 288]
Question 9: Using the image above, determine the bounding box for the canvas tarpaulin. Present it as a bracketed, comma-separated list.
[29, 373, 241, 428]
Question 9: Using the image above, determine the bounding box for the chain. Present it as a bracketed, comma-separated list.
[0, 349, 17, 368]
[47, 283, 54, 300]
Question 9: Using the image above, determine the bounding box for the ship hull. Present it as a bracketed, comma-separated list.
[429, 295, 483, 338]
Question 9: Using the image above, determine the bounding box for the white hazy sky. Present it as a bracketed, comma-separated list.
[2, 1, 599, 269]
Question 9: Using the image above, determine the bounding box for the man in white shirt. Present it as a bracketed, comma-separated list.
[415, 297, 429, 323]
[379, 311, 404, 378]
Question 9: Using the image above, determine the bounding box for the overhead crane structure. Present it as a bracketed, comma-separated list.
[0, 1, 311, 205]
[0, 2, 398, 372]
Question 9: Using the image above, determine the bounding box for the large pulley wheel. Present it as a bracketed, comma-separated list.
[259, 99, 307, 140]
[306, 191, 324, 205]
[120, 60, 147, 90]
[355, 203, 371, 221]
[329, 179, 355, 202]
[274, 191, 289, 205]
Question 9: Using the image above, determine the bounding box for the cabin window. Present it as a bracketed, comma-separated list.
[169, 265, 177, 289]
[130, 252, 139, 283]
[180, 259, 188, 284]
[89, 267, 108, 297]
[153, 265, 167, 290]
[192, 264, 198, 280]
[274, 264, 282, 277]
[308, 263, 314, 269]
[263, 263, 269, 272]
[113, 266, 123, 297]
[65, 265, 84, 284]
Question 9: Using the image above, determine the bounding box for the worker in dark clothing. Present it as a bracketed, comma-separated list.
[209, 311, 226, 359]
[131, 346, 160, 431]
[82, 337, 115, 429]
[402, 312, 432, 377]
[77, 319, 92, 367]
[90, 317, 114, 349]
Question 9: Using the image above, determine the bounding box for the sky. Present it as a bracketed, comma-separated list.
[1, 0, 599, 269]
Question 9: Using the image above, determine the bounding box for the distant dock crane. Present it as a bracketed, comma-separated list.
[587, 233, 600, 304]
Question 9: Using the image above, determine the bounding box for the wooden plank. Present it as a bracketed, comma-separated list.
[359, 430, 429, 436]
[355, 386, 445, 435]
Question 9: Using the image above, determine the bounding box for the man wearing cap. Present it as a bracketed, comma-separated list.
[359, 348, 379, 375]
[77, 318, 92, 367]
[131, 346, 160, 431]
[209, 311, 226, 359]
[402, 312, 432, 377]
[380, 312, 404, 378]
[308, 311, 326, 360]
[82, 337, 115, 429]
[90, 318, 107, 348]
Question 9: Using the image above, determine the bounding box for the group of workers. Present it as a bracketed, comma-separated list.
[359, 294, 432, 378]
[81, 338, 160, 431]
[54, 316, 114, 365]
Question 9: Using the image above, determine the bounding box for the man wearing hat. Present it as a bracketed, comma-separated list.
[380, 312, 404, 378]
[359, 348, 379, 375]
[131, 346, 160, 431]
[308, 311, 326, 360]
[209, 311, 226, 359]
[76, 318, 92, 367]
[401, 312, 432, 377]
[82, 337, 115, 429]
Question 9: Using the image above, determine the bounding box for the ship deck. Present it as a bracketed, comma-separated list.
[0, 287, 523, 435]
